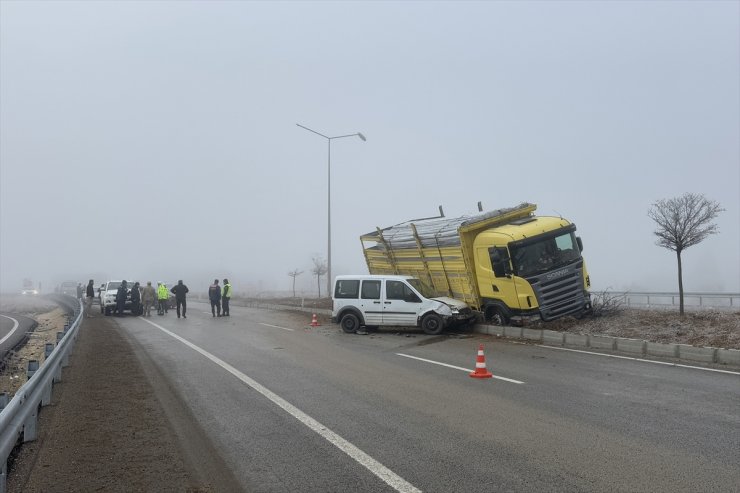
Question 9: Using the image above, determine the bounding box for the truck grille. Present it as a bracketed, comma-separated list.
[528, 262, 588, 321]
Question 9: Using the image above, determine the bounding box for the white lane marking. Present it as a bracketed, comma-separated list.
[396, 353, 525, 384]
[258, 322, 295, 332]
[0, 315, 21, 345]
[538, 345, 740, 376]
[139, 318, 421, 493]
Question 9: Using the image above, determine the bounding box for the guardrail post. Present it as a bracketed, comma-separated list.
[56, 332, 64, 343]
[1, 462, 7, 493]
[27, 360, 39, 379]
[42, 381, 53, 406]
[45, 343, 54, 359]
[23, 406, 38, 442]
[0, 393, 8, 411]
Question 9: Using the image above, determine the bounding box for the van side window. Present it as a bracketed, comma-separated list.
[361, 280, 381, 300]
[335, 280, 360, 299]
[386, 280, 421, 303]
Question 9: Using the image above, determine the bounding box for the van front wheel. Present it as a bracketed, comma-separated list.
[421, 313, 444, 335]
[340, 313, 359, 334]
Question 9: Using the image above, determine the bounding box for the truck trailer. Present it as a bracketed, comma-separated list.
[360, 203, 591, 324]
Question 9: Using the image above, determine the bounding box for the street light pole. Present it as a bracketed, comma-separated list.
[296, 123, 366, 297]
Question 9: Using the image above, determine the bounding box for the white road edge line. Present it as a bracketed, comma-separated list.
[0, 315, 20, 345]
[139, 318, 421, 493]
[537, 345, 740, 375]
[258, 322, 294, 332]
[396, 353, 525, 384]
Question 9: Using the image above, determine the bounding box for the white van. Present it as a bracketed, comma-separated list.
[331, 275, 474, 335]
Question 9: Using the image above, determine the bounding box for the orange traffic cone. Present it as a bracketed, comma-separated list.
[469, 344, 493, 379]
[310, 313, 320, 327]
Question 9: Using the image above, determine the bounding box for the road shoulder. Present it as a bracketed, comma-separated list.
[7, 314, 241, 492]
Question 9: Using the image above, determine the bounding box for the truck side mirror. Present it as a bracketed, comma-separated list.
[577, 236, 583, 252]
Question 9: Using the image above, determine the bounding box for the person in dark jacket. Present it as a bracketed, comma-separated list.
[85, 279, 95, 318]
[171, 280, 189, 319]
[115, 280, 128, 316]
[130, 282, 141, 316]
[208, 279, 221, 317]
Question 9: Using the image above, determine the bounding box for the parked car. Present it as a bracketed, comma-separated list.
[331, 274, 474, 335]
[100, 280, 142, 315]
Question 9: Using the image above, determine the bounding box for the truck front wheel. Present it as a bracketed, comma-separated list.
[485, 306, 509, 326]
[421, 313, 444, 335]
[340, 313, 359, 333]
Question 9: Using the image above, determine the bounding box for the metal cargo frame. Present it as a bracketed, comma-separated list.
[361, 203, 536, 310]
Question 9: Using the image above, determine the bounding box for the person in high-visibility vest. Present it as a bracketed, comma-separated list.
[157, 282, 169, 315]
[222, 279, 232, 317]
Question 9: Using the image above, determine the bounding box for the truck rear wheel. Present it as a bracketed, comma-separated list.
[421, 313, 444, 335]
[340, 313, 359, 333]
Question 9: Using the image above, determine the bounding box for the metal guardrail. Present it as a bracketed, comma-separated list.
[0, 296, 83, 493]
[592, 291, 740, 310]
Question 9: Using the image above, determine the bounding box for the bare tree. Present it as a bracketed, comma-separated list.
[287, 269, 303, 298]
[311, 256, 328, 298]
[647, 193, 724, 315]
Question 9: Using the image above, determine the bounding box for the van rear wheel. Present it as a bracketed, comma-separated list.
[340, 313, 359, 333]
[421, 313, 444, 335]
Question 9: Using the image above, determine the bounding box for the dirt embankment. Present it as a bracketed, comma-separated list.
[535, 309, 740, 349]
[0, 296, 66, 396]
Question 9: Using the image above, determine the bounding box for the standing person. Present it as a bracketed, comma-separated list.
[208, 279, 222, 317]
[142, 281, 156, 317]
[85, 279, 95, 318]
[221, 278, 232, 317]
[76, 283, 83, 301]
[157, 282, 169, 316]
[130, 282, 142, 316]
[171, 280, 189, 319]
[115, 280, 128, 316]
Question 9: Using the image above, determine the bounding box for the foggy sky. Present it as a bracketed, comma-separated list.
[1, 1, 738, 296]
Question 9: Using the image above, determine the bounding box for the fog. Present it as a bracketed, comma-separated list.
[1, 1, 738, 297]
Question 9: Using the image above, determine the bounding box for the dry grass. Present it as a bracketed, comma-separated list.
[538, 309, 740, 349]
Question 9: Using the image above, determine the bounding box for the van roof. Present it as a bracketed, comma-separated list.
[334, 274, 417, 281]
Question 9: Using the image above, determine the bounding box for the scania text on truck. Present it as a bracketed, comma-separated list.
[360, 203, 591, 325]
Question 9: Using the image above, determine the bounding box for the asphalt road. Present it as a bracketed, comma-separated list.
[113, 302, 740, 493]
[0, 313, 36, 358]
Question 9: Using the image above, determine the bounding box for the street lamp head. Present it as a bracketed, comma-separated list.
[357, 132, 367, 141]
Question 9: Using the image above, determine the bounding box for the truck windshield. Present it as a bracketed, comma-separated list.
[510, 231, 581, 277]
[406, 279, 436, 298]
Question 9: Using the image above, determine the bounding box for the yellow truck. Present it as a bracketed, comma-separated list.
[360, 203, 591, 324]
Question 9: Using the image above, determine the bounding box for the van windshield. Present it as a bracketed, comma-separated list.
[407, 279, 436, 298]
